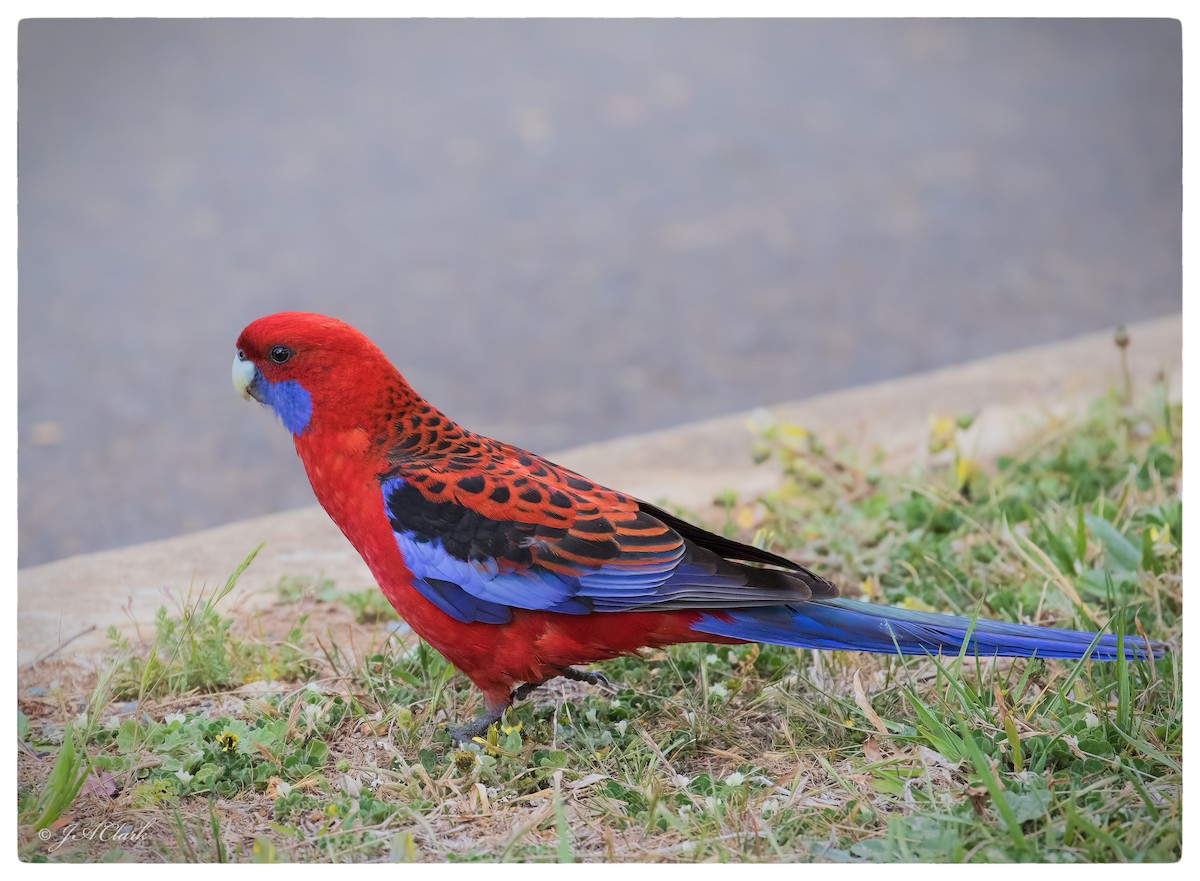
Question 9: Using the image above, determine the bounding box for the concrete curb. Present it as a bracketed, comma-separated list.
[17, 315, 1180, 667]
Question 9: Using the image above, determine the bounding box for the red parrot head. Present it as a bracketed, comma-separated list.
[233, 311, 401, 436]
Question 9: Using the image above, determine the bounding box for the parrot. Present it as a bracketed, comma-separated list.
[233, 311, 1162, 741]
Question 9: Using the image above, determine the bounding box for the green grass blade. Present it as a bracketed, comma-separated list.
[952, 713, 1027, 855]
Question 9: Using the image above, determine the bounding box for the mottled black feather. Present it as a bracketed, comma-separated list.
[638, 500, 839, 599]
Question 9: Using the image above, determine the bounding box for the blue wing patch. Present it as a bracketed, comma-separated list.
[381, 476, 815, 624]
[412, 576, 512, 625]
[394, 527, 592, 621]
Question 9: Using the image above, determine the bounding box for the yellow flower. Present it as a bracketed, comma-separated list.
[216, 730, 239, 752]
[1149, 524, 1176, 557]
[897, 596, 937, 613]
[453, 750, 479, 774]
[928, 415, 956, 453]
[955, 456, 980, 486]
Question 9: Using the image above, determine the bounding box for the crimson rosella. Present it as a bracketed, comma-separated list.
[234, 312, 1161, 741]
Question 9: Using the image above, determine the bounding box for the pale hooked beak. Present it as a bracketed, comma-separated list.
[232, 353, 261, 402]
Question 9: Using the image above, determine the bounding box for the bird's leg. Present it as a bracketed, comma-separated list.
[560, 667, 612, 689]
[448, 669, 615, 743]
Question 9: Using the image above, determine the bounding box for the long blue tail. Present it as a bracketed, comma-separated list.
[690, 599, 1162, 660]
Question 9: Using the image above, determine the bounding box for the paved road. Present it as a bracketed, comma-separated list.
[18, 19, 1181, 567]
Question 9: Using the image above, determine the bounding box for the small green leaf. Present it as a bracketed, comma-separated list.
[1084, 514, 1140, 572]
[1003, 788, 1051, 824]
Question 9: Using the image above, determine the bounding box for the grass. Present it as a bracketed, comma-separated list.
[16, 379, 1181, 863]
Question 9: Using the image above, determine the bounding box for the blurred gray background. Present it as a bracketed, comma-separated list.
[18, 19, 1181, 567]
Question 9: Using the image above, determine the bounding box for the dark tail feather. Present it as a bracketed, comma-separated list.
[690, 598, 1163, 661]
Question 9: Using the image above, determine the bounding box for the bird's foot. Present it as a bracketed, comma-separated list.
[510, 680, 543, 703]
[508, 668, 613, 705]
[561, 667, 613, 689]
[447, 708, 506, 745]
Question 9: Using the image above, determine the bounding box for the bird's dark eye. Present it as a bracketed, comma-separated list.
[269, 345, 292, 364]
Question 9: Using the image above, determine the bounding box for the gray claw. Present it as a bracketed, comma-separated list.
[562, 667, 613, 689]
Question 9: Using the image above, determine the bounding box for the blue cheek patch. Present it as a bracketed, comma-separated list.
[259, 378, 313, 435]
